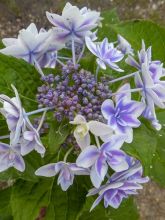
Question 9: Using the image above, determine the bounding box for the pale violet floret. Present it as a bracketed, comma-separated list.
[117, 35, 133, 55]
[37, 28, 64, 68]
[85, 37, 124, 71]
[125, 41, 165, 130]
[46, 2, 101, 44]
[0, 85, 45, 156]
[101, 83, 145, 143]
[126, 41, 165, 83]
[35, 162, 89, 191]
[70, 115, 113, 150]
[76, 135, 128, 188]
[126, 40, 151, 70]
[0, 142, 25, 172]
[142, 106, 161, 130]
[20, 115, 46, 156]
[87, 157, 149, 211]
[135, 58, 165, 130]
[0, 23, 62, 69]
[0, 85, 26, 145]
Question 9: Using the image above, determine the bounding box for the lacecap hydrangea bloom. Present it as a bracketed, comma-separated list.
[2, 2, 164, 213]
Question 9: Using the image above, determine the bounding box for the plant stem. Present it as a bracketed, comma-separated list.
[0, 135, 10, 140]
[26, 106, 54, 116]
[95, 65, 100, 82]
[37, 110, 47, 132]
[109, 72, 138, 84]
[72, 37, 76, 66]
[77, 44, 85, 63]
[111, 88, 143, 96]
[33, 56, 45, 77]
[58, 56, 70, 60]
[64, 147, 74, 162]
[95, 136, 101, 148]
[56, 58, 66, 67]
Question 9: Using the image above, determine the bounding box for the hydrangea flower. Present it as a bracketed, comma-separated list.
[135, 66, 165, 130]
[0, 142, 25, 172]
[20, 116, 46, 156]
[35, 162, 89, 191]
[101, 83, 145, 143]
[37, 28, 64, 68]
[125, 41, 165, 130]
[126, 41, 165, 86]
[76, 135, 128, 188]
[0, 85, 25, 145]
[1, 24, 64, 71]
[85, 37, 124, 71]
[88, 158, 149, 210]
[125, 41, 151, 70]
[117, 35, 133, 55]
[70, 115, 113, 150]
[0, 85, 45, 156]
[142, 106, 161, 130]
[46, 2, 101, 44]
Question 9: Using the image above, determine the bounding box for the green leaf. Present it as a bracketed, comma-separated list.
[0, 187, 12, 219]
[10, 179, 52, 220]
[78, 197, 139, 220]
[123, 124, 157, 175]
[110, 20, 165, 62]
[78, 197, 109, 220]
[10, 177, 87, 220]
[0, 41, 4, 49]
[45, 178, 87, 220]
[105, 197, 139, 220]
[0, 54, 40, 111]
[48, 119, 71, 153]
[150, 112, 165, 186]
[98, 9, 120, 41]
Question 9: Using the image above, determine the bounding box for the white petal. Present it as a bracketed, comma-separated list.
[23, 131, 35, 141]
[115, 83, 131, 103]
[85, 37, 98, 57]
[88, 121, 113, 137]
[110, 160, 129, 172]
[90, 165, 102, 188]
[35, 163, 57, 177]
[2, 38, 17, 46]
[76, 145, 99, 168]
[13, 154, 25, 172]
[96, 58, 106, 70]
[70, 114, 86, 125]
[26, 23, 38, 35]
[74, 130, 90, 150]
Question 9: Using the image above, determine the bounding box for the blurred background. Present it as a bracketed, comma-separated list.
[0, 0, 165, 219]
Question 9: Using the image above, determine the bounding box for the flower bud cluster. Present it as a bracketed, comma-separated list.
[36, 61, 112, 122]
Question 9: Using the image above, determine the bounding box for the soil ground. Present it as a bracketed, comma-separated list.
[0, 0, 165, 219]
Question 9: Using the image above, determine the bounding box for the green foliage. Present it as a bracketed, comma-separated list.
[0, 41, 4, 49]
[10, 180, 52, 220]
[78, 196, 138, 220]
[0, 187, 12, 220]
[8, 178, 87, 220]
[98, 9, 120, 41]
[0, 53, 39, 111]
[123, 124, 157, 175]
[48, 119, 71, 154]
[107, 20, 165, 62]
[45, 178, 87, 220]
